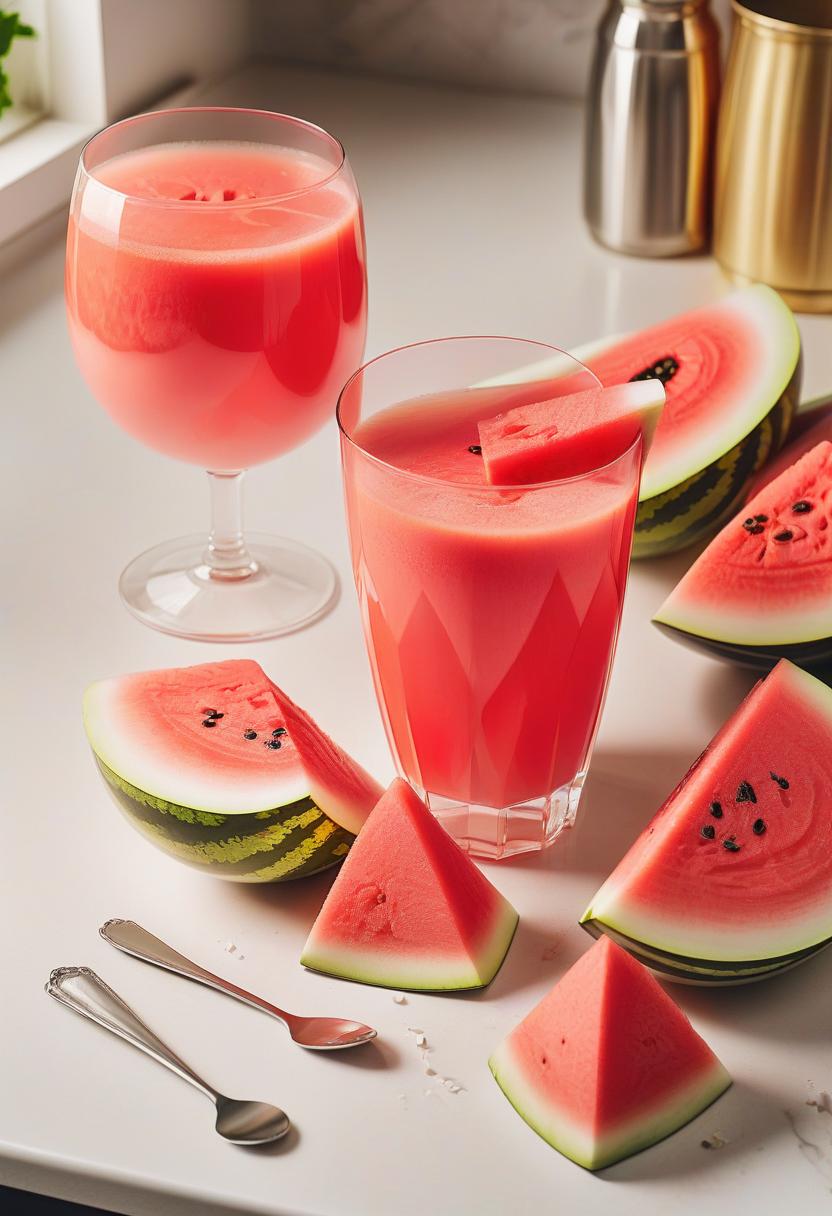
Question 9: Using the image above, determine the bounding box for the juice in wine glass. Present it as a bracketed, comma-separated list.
[340, 344, 641, 858]
[66, 141, 367, 470]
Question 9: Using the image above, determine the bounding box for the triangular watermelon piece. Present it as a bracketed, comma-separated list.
[655, 442, 832, 667]
[476, 380, 665, 485]
[300, 779, 519, 990]
[489, 937, 730, 1170]
[582, 660, 832, 974]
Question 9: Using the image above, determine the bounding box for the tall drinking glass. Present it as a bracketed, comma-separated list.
[66, 108, 367, 640]
[339, 338, 641, 859]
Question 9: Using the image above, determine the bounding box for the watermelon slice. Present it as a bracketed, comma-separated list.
[746, 403, 832, 501]
[655, 442, 832, 671]
[83, 660, 382, 883]
[476, 381, 665, 485]
[489, 937, 730, 1170]
[581, 660, 832, 981]
[301, 779, 518, 990]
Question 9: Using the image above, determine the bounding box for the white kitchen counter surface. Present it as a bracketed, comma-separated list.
[4, 62, 832, 1216]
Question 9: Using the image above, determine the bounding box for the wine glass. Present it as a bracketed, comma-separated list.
[66, 107, 367, 640]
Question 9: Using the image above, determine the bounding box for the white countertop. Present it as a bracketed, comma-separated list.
[4, 62, 832, 1216]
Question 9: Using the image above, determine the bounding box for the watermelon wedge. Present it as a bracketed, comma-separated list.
[301, 779, 518, 990]
[655, 442, 832, 671]
[476, 381, 665, 485]
[83, 660, 382, 883]
[581, 660, 832, 981]
[489, 937, 730, 1170]
[746, 403, 832, 501]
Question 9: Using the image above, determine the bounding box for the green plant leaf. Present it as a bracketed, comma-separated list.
[0, 10, 38, 114]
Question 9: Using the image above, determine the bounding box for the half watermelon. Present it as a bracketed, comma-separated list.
[489, 937, 730, 1170]
[301, 779, 518, 991]
[581, 660, 832, 982]
[655, 442, 832, 671]
[83, 660, 382, 883]
[580, 285, 801, 556]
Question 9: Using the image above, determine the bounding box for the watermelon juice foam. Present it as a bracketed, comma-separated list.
[339, 338, 641, 860]
[66, 139, 366, 470]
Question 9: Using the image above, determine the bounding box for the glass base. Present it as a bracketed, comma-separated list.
[119, 532, 339, 642]
[416, 772, 587, 860]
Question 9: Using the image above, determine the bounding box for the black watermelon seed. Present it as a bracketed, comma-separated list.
[264, 739, 282, 750]
[700, 824, 716, 839]
[272, 727, 287, 737]
[710, 801, 723, 818]
[792, 500, 812, 514]
[773, 529, 793, 542]
[742, 521, 764, 535]
[210, 712, 224, 720]
[770, 771, 789, 789]
[754, 514, 768, 523]
[736, 781, 757, 804]
[468, 444, 482, 455]
[743, 517, 755, 527]
[244, 730, 257, 740]
[753, 819, 766, 835]
[723, 837, 741, 853]
[630, 355, 679, 385]
[202, 718, 216, 728]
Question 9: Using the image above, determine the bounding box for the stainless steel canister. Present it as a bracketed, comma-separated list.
[584, 0, 721, 256]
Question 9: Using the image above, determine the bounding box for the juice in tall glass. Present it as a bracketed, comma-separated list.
[66, 141, 366, 470]
[339, 339, 641, 859]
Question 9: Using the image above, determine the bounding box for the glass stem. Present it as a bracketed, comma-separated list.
[204, 471, 257, 581]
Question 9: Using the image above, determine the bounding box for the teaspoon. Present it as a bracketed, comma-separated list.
[100, 919, 377, 1050]
[46, 967, 290, 1146]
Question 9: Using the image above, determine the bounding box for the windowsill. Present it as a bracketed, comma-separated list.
[0, 104, 44, 145]
[0, 115, 97, 245]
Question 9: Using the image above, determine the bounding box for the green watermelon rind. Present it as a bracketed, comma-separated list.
[489, 1037, 731, 1171]
[632, 385, 797, 558]
[580, 918, 832, 987]
[95, 756, 354, 884]
[300, 903, 519, 992]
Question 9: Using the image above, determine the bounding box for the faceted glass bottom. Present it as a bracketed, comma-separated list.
[413, 772, 588, 860]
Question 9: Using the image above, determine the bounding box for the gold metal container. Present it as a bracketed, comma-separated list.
[714, 1, 832, 312]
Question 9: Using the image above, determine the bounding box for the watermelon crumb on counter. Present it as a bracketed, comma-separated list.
[582, 659, 832, 983]
[655, 442, 832, 671]
[476, 380, 665, 485]
[82, 659, 382, 883]
[579, 284, 801, 556]
[489, 936, 730, 1171]
[301, 779, 518, 991]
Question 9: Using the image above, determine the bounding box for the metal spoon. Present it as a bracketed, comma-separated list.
[100, 918, 377, 1051]
[46, 967, 290, 1146]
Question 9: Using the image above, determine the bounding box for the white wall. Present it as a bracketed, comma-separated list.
[252, 0, 734, 100]
[99, 0, 253, 119]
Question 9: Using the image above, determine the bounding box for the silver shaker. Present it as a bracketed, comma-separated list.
[583, 0, 721, 257]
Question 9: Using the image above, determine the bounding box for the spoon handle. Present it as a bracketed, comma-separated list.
[46, 966, 217, 1101]
[100, 918, 294, 1029]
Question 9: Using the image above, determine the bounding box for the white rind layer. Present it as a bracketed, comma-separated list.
[655, 590, 832, 648]
[489, 1037, 731, 1171]
[301, 902, 518, 992]
[83, 678, 311, 814]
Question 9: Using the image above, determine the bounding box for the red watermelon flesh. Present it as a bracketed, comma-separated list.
[656, 442, 832, 651]
[83, 659, 381, 830]
[300, 779, 518, 990]
[747, 411, 832, 501]
[489, 936, 730, 1170]
[579, 285, 800, 499]
[476, 381, 665, 485]
[582, 659, 832, 964]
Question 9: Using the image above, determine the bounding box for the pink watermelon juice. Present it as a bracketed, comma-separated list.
[341, 380, 641, 838]
[66, 141, 367, 470]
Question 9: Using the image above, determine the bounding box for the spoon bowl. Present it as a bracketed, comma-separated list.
[215, 1095, 291, 1145]
[284, 1015, 377, 1050]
